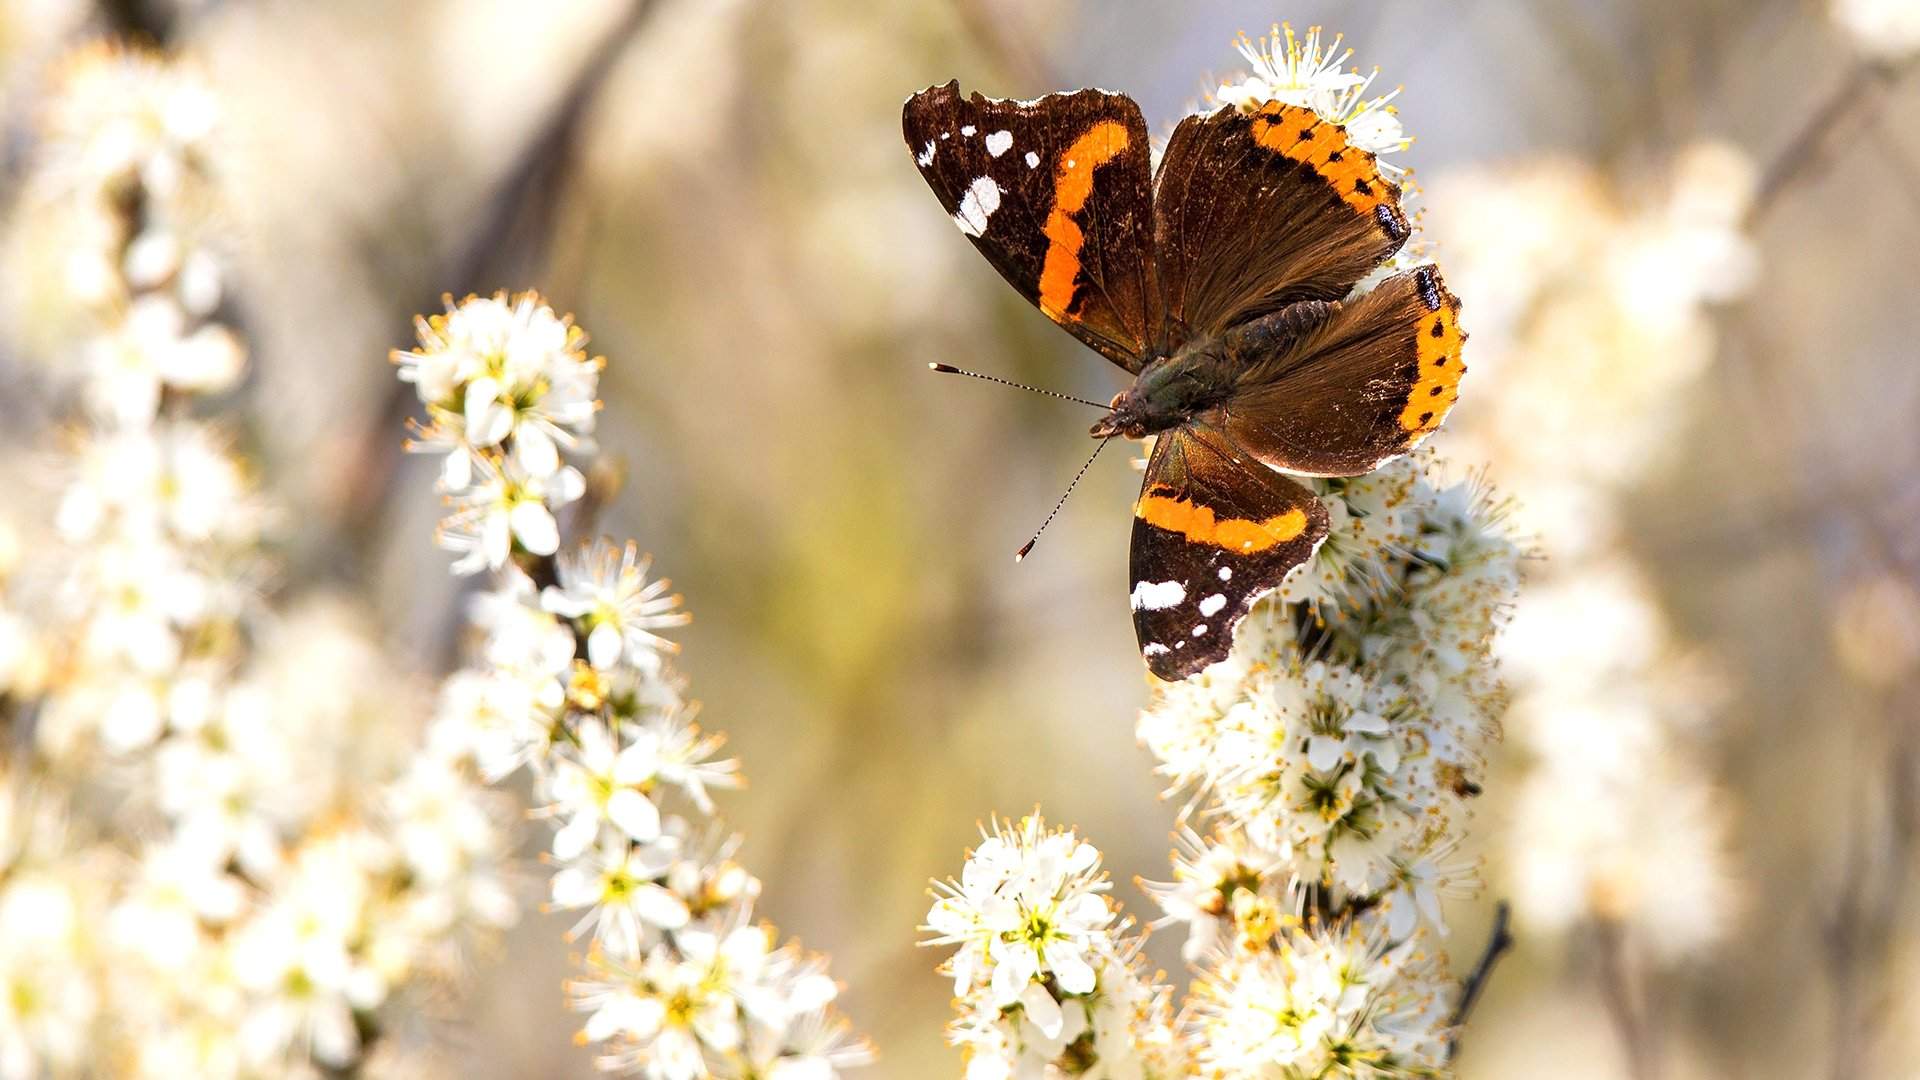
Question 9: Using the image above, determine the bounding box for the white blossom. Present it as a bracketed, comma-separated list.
[442, 456, 585, 571]
[544, 718, 668, 860]
[552, 836, 692, 958]
[1832, 0, 1920, 61]
[1189, 916, 1452, 1077]
[924, 816, 1178, 1079]
[396, 291, 600, 474]
[542, 539, 690, 671]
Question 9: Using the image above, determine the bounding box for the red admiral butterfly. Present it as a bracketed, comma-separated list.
[904, 81, 1465, 681]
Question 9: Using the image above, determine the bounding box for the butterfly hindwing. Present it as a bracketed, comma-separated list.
[1154, 102, 1410, 342]
[1218, 266, 1466, 477]
[1130, 426, 1329, 680]
[904, 81, 1159, 371]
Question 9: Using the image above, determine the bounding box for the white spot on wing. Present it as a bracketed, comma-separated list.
[1025, 151, 1040, 169]
[1130, 579, 1186, 611]
[952, 176, 1002, 236]
[1192, 624, 1209, 637]
[917, 140, 936, 167]
[940, 131, 951, 140]
[1199, 593, 1227, 617]
[985, 130, 1013, 157]
[961, 124, 977, 137]
[1142, 643, 1170, 657]
[1218, 566, 1232, 581]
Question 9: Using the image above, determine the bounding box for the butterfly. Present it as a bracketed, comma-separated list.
[903, 81, 1465, 681]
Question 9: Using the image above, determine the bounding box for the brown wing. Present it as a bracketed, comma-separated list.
[1154, 101, 1410, 343]
[904, 81, 1160, 371]
[1218, 267, 1466, 477]
[1129, 426, 1329, 680]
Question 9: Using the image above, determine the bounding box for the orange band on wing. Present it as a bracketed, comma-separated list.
[1136, 487, 1308, 552]
[1250, 102, 1396, 220]
[1398, 273, 1467, 433]
[1037, 121, 1131, 320]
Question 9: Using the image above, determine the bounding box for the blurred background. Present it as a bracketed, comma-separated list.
[2, 0, 1918, 1076]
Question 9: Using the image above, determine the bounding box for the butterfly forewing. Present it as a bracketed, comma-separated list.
[1154, 102, 1410, 341]
[1219, 267, 1467, 476]
[1130, 427, 1329, 680]
[904, 81, 1160, 371]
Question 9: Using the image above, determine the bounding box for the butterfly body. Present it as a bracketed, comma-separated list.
[1093, 295, 1345, 441]
[1092, 345, 1236, 441]
[904, 81, 1466, 680]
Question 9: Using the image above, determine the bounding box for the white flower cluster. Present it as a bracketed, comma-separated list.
[397, 291, 602, 573]
[923, 816, 1180, 1080]
[1141, 462, 1515, 933]
[403, 293, 870, 1078]
[18, 43, 261, 763]
[14, 42, 242, 426]
[0, 769, 101, 1080]
[1428, 146, 1757, 497]
[1136, 457, 1515, 1078]
[1211, 24, 1409, 169]
[1427, 148, 1750, 958]
[1187, 913, 1451, 1077]
[0, 43, 522, 1077]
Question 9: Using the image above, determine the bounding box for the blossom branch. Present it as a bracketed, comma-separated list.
[0, 41, 523, 1076]
[395, 291, 870, 1077]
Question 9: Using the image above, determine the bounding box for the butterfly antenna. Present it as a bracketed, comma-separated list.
[1015, 436, 1113, 562]
[928, 362, 1112, 411]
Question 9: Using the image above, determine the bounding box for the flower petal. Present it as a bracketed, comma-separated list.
[606, 788, 661, 843]
[515, 424, 559, 477]
[1018, 981, 1064, 1039]
[510, 502, 559, 555]
[587, 622, 624, 671]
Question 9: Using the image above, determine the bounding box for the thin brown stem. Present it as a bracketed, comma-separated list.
[1595, 918, 1661, 1080]
[1746, 61, 1905, 228]
[1821, 678, 1919, 1080]
[96, 0, 173, 41]
[1446, 900, 1515, 1061]
[1868, 112, 1920, 224]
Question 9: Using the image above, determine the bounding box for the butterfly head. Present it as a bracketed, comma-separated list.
[1089, 391, 1150, 440]
[1089, 350, 1232, 440]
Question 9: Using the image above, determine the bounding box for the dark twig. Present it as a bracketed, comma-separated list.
[1867, 112, 1920, 224]
[1819, 617, 1919, 1080]
[96, 0, 174, 41]
[1446, 900, 1515, 1061]
[1594, 917, 1662, 1080]
[1746, 61, 1905, 228]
